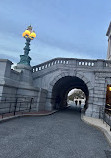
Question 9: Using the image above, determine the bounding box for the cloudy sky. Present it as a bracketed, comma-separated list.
[0, 0, 111, 66]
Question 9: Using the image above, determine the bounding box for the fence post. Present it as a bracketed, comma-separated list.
[19, 102, 21, 112]
[99, 106, 101, 119]
[9, 102, 11, 113]
[14, 98, 17, 116]
[103, 109, 105, 124]
[29, 98, 33, 112]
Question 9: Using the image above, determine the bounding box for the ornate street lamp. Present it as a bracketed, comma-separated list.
[18, 25, 36, 66]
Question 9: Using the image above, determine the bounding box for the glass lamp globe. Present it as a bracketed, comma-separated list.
[22, 32, 26, 37]
[25, 30, 30, 36]
[30, 32, 36, 38]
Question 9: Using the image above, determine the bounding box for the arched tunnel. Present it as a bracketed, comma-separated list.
[51, 76, 89, 110]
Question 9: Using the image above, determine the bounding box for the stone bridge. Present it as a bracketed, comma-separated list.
[0, 56, 111, 118]
[32, 57, 111, 117]
[0, 22, 111, 118]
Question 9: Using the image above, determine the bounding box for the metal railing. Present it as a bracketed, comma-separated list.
[99, 106, 111, 131]
[0, 96, 37, 119]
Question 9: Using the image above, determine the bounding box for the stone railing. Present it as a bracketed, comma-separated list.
[32, 58, 111, 73]
[105, 60, 111, 67]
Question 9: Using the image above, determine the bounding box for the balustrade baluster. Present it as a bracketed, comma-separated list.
[88, 62, 91, 66]
[92, 63, 94, 66]
[79, 62, 81, 65]
[82, 62, 84, 65]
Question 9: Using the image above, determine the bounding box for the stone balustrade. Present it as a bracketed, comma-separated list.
[32, 58, 111, 73]
[105, 60, 111, 67]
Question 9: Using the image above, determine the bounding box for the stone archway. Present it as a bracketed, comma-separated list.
[48, 71, 94, 116]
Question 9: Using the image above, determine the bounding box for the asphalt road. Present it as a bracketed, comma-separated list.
[0, 107, 111, 158]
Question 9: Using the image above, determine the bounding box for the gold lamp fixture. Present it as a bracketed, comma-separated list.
[22, 25, 36, 40]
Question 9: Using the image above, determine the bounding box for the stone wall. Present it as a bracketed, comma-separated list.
[0, 59, 40, 112]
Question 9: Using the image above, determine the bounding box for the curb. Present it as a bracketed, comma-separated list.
[23, 110, 58, 116]
[0, 110, 58, 123]
[81, 114, 111, 147]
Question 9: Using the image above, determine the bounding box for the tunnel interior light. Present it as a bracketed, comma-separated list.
[109, 86, 111, 91]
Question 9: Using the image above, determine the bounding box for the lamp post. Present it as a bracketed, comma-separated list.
[18, 25, 36, 66]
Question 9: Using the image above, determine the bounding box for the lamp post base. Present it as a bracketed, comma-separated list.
[18, 55, 31, 66]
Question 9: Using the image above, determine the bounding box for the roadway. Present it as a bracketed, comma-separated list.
[0, 106, 111, 158]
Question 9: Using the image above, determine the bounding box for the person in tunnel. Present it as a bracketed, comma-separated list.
[55, 95, 61, 109]
[75, 100, 78, 106]
[79, 100, 81, 106]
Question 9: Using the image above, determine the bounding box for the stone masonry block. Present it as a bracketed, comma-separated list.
[72, 70, 77, 76]
[92, 112, 99, 118]
[86, 82, 91, 87]
[94, 90, 105, 95]
[76, 73, 84, 79]
[93, 93, 105, 98]
[93, 97, 99, 102]
[95, 83, 105, 88]
[82, 77, 89, 83]
[95, 80, 105, 84]
[61, 73, 65, 77]
[94, 87, 105, 91]
[92, 104, 100, 112]
[93, 101, 104, 106]
[89, 89, 94, 95]
[63, 72, 69, 76]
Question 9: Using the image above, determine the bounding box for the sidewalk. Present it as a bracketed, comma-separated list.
[0, 110, 57, 122]
[82, 115, 111, 146]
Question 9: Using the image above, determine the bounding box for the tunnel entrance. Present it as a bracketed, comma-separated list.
[51, 76, 89, 111]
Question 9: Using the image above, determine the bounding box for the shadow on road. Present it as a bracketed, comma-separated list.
[58, 105, 82, 115]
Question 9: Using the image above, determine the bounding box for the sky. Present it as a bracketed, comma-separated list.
[0, 0, 111, 66]
[68, 89, 79, 96]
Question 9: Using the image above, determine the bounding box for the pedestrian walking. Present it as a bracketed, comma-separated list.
[75, 100, 78, 106]
[79, 100, 81, 106]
